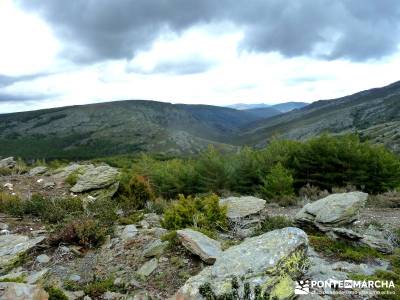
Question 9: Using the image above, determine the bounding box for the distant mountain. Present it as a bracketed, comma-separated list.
[228, 101, 308, 112]
[270, 102, 308, 112]
[243, 107, 282, 119]
[1, 81, 400, 159]
[238, 81, 400, 153]
[0, 100, 268, 159]
[227, 103, 270, 110]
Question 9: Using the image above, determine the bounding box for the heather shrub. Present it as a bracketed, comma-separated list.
[161, 194, 227, 231]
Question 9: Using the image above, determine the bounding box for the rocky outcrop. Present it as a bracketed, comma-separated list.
[176, 227, 308, 299]
[70, 165, 119, 193]
[296, 192, 394, 253]
[0, 282, 48, 300]
[219, 196, 266, 219]
[177, 229, 222, 264]
[219, 196, 266, 238]
[28, 166, 48, 176]
[0, 234, 46, 272]
[295, 192, 368, 227]
[53, 163, 94, 179]
[0, 157, 16, 169]
[143, 239, 168, 258]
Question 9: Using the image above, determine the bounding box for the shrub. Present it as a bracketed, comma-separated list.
[0, 192, 25, 217]
[253, 216, 293, 236]
[260, 163, 294, 200]
[367, 191, 400, 208]
[65, 170, 82, 186]
[161, 194, 227, 231]
[45, 286, 68, 300]
[118, 174, 155, 211]
[25, 195, 84, 224]
[50, 217, 108, 248]
[309, 235, 382, 263]
[298, 183, 329, 202]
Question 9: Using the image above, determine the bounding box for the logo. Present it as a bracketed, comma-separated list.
[295, 280, 310, 295]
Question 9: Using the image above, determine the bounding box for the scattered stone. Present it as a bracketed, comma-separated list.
[219, 196, 266, 219]
[27, 268, 49, 284]
[177, 229, 222, 264]
[28, 166, 48, 176]
[113, 277, 124, 287]
[137, 258, 158, 277]
[70, 165, 119, 193]
[3, 183, 13, 190]
[102, 291, 125, 300]
[0, 222, 8, 230]
[133, 291, 151, 300]
[143, 239, 168, 258]
[0, 282, 48, 300]
[143, 213, 161, 228]
[139, 220, 150, 229]
[0, 157, 16, 169]
[120, 225, 138, 241]
[295, 192, 368, 227]
[36, 254, 50, 264]
[68, 274, 81, 282]
[176, 227, 308, 299]
[0, 235, 45, 272]
[43, 182, 55, 189]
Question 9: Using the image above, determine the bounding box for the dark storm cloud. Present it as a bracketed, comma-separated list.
[17, 0, 400, 63]
[0, 91, 52, 103]
[0, 73, 48, 88]
[129, 56, 216, 75]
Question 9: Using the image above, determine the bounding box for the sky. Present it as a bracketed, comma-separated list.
[0, 0, 400, 113]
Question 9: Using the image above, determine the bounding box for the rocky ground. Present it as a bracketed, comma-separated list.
[0, 156, 399, 300]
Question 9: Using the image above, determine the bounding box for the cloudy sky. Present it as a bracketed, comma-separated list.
[1, 0, 400, 113]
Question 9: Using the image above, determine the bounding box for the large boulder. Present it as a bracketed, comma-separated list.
[219, 196, 266, 238]
[177, 229, 222, 264]
[53, 163, 94, 179]
[70, 165, 119, 193]
[176, 227, 308, 299]
[0, 283, 48, 300]
[28, 166, 48, 176]
[0, 157, 16, 169]
[219, 196, 266, 220]
[295, 192, 368, 227]
[0, 234, 45, 272]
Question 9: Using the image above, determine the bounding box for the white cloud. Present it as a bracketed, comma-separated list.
[0, 1, 400, 113]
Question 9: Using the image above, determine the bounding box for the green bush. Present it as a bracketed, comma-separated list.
[118, 174, 155, 211]
[25, 195, 84, 223]
[45, 286, 68, 300]
[161, 194, 227, 231]
[0, 192, 25, 217]
[253, 216, 294, 236]
[50, 217, 108, 248]
[260, 162, 294, 200]
[65, 170, 81, 186]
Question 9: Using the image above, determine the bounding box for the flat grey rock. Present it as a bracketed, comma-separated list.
[219, 196, 266, 219]
[177, 229, 222, 264]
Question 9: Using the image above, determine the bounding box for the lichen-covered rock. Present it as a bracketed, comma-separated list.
[0, 282, 48, 300]
[177, 229, 222, 264]
[0, 234, 45, 272]
[28, 166, 48, 176]
[120, 225, 138, 241]
[0, 157, 16, 169]
[219, 196, 266, 219]
[53, 163, 94, 179]
[137, 258, 158, 277]
[70, 165, 119, 193]
[176, 227, 308, 299]
[295, 192, 368, 227]
[143, 239, 168, 258]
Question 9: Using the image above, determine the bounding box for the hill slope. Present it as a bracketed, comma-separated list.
[238, 81, 400, 152]
[0, 100, 266, 159]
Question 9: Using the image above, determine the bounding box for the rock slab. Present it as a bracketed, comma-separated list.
[176, 227, 308, 299]
[295, 192, 368, 226]
[70, 165, 119, 193]
[177, 229, 222, 264]
[219, 196, 266, 219]
[0, 282, 48, 300]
